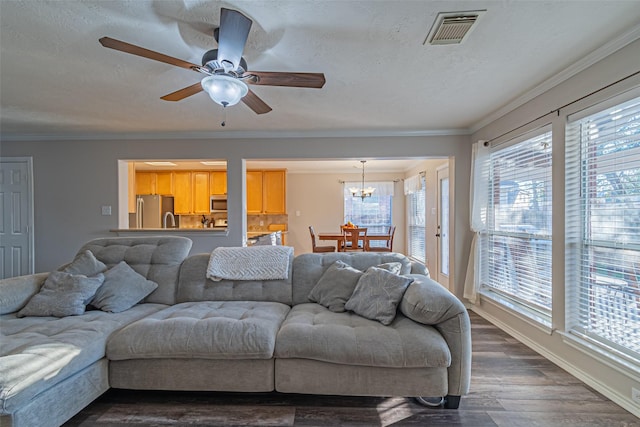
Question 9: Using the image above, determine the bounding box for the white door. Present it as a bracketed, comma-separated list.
[436, 166, 450, 289]
[0, 158, 34, 278]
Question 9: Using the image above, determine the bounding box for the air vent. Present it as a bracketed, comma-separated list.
[425, 10, 486, 45]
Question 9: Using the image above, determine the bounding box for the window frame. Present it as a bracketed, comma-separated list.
[479, 128, 554, 325]
[565, 93, 640, 363]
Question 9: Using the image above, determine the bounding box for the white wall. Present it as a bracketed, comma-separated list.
[0, 134, 472, 298]
[469, 38, 640, 415]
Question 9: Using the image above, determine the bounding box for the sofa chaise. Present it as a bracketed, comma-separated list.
[0, 236, 471, 427]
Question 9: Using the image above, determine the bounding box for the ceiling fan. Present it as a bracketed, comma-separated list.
[99, 8, 326, 115]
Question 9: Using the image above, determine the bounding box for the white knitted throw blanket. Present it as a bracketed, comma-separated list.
[206, 246, 293, 282]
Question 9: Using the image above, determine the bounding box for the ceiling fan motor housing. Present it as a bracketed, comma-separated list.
[202, 49, 247, 75]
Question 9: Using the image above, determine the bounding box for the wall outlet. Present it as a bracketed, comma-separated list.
[101, 205, 112, 216]
[259, 220, 264, 226]
[632, 387, 640, 404]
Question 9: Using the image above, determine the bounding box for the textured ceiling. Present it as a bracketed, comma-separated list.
[1, 0, 640, 140]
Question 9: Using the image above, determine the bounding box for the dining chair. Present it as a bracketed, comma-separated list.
[367, 225, 396, 252]
[343, 227, 367, 251]
[309, 226, 336, 253]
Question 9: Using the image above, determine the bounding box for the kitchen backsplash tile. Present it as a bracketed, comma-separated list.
[178, 213, 288, 230]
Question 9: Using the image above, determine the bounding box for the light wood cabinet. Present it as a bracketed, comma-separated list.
[263, 170, 287, 214]
[246, 169, 287, 214]
[246, 171, 263, 214]
[135, 171, 173, 195]
[210, 171, 227, 195]
[156, 172, 174, 195]
[135, 172, 156, 195]
[192, 172, 210, 214]
[132, 169, 285, 216]
[173, 172, 192, 215]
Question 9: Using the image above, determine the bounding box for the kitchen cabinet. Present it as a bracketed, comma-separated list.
[135, 172, 156, 195]
[246, 171, 263, 214]
[210, 171, 227, 195]
[135, 172, 173, 195]
[246, 169, 287, 214]
[192, 172, 210, 214]
[173, 172, 192, 215]
[156, 172, 174, 195]
[263, 170, 286, 214]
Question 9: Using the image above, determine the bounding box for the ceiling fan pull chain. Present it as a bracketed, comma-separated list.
[221, 106, 227, 127]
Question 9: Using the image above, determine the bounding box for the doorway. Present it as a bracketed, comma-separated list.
[0, 157, 34, 278]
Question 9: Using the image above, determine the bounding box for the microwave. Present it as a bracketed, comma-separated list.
[210, 195, 228, 212]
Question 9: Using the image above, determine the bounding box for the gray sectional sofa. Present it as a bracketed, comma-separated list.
[0, 236, 471, 427]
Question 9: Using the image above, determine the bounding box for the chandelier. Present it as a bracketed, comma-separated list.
[350, 160, 376, 199]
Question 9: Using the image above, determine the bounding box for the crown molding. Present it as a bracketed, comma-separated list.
[0, 127, 471, 142]
[470, 23, 640, 134]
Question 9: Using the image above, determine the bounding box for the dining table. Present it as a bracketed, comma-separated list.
[317, 230, 392, 252]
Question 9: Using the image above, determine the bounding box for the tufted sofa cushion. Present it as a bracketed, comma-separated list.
[107, 301, 291, 360]
[291, 253, 413, 306]
[275, 303, 451, 368]
[0, 304, 165, 414]
[177, 253, 294, 305]
[74, 236, 192, 305]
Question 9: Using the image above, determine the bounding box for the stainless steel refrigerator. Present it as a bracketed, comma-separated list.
[134, 195, 177, 228]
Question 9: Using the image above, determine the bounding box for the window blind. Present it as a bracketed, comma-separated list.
[565, 95, 640, 360]
[344, 183, 394, 244]
[407, 177, 426, 262]
[480, 130, 553, 318]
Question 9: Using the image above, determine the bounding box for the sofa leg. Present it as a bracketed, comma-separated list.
[444, 395, 461, 409]
[414, 396, 445, 407]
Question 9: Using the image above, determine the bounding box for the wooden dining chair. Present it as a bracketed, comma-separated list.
[368, 225, 396, 252]
[343, 227, 367, 251]
[309, 226, 336, 253]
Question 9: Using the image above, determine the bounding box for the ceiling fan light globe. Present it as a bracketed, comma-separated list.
[201, 74, 248, 107]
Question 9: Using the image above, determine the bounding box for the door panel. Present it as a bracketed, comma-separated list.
[436, 166, 450, 289]
[0, 159, 33, 278]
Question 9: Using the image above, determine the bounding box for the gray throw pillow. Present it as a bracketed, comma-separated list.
[376, 262, 402, 275]
[61, 250, 107, 277]
[344, 267, 413, 325]
[90, 261, 158, 313]
[17, 271, 104, 317]
[308, 260, 364, 312]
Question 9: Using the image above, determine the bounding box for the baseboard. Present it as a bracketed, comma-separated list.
[470, 306, 640, 418]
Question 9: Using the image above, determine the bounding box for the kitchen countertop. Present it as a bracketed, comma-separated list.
[246, 231, 288, 236]
[111, 227, 228, 234]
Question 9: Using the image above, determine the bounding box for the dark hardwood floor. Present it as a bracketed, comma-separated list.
[64, 311, 639, 426]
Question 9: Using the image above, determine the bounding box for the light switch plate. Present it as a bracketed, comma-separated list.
[101, 205, 112, 216]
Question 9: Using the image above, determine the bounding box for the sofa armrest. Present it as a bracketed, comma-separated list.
[399, 275, 471, 397]
[0, 273, 49, 314]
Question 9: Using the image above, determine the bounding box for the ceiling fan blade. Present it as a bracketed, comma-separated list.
[244, 71, 326, 88]
[242, 89, 272, 114]
[217, 8, 252, 71]
[99, 37, 199, 71]
[160, 82, 204, 101]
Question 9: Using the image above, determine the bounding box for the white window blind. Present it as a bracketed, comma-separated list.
[480, 131, 553, 319]
[407, 176, 426, 262]
[566, 95, 640, 360]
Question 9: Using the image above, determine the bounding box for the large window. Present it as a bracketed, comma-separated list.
[344, 182, 393, 248]
[479, 131, 553, 321]
[407, 176, 426, 262]
[566, 95, 640, 360]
